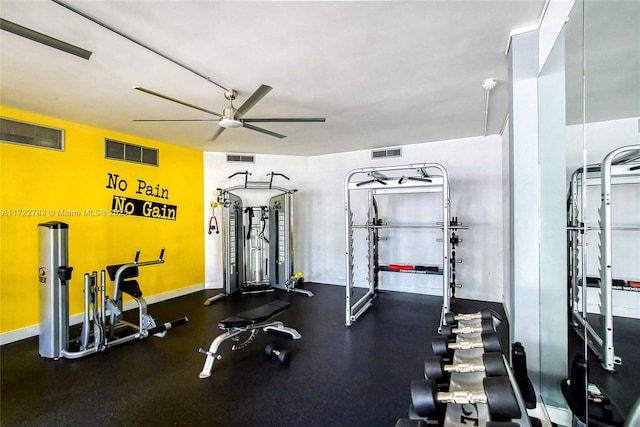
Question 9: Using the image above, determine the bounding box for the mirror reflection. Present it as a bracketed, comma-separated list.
[563, 0, 639, 425]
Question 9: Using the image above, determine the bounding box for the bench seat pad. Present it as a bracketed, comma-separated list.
[218, 300, 291, 329]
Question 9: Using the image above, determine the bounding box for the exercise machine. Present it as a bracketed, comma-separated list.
[38, 221, 188, 359]
[198, 300, 301, 378]
[204, 171, 312, 305]
[344, 163, 466, 326]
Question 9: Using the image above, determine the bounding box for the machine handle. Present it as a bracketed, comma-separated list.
[228, 171, 250, 179]
[159, 247, 165, 260]
[267, 172, 289, 189]
[58, 266, 74, 284]
[134, 250, 140, 263]
[145, 317, 188, 336]
[268, 172, 289, 180]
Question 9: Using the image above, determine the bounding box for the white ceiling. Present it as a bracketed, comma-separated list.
[0, 1, 545, 156]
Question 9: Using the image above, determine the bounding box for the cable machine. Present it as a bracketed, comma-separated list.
[567, 144, 640, 371]
[204, 171, 312, 305]
[344, 163, 465, 327]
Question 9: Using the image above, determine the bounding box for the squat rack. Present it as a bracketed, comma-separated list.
[567, 144, 640, 371]
[344, 163, 463, 327]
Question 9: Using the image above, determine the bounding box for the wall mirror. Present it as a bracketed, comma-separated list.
[544, 0, 640, 423]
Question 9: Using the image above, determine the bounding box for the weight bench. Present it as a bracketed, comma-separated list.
[198, 300, 301, 379]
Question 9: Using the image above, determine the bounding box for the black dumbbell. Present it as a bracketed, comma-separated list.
[424, 351, 507, 384]
[432, 331, 502, 362]
[486, 423, 521, 427]
[394, 419, 427, 427]
[265, 344, 291, 365]
[444, 309, 493, 325]
[440, 318, 494, 341]
[410, 377, 521, 421]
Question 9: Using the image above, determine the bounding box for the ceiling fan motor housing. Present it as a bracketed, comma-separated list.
[220, 107, 242, 128]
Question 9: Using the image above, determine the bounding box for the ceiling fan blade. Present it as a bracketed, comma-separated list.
[209, 127, 226, 142]
[242, 118, 326, 123]
[242, 123, 286, 139]
[0, 18, 92, 60]
[133, 119, 217, 122]
[235, 84, 272, 118]
[133, 86, 221, 117]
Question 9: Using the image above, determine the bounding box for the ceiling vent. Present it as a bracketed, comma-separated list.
[0, 117, 64, 150]
[226, 154, 255, 163]
[105, 138, 158, 166]
[372, 147, 402, 159]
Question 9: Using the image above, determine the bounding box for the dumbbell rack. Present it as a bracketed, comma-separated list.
[446, 321, 531, 427]
[344, 163, 465, 327]
[403, 316, 533, 427]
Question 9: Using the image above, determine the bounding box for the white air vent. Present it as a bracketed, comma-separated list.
[0, 117, 64, 150]
[105, 138, 158, 166]
[226, 154, 255, 163]
[372, 148, 402, 159]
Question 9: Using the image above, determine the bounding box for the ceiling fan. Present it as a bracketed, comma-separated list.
[133, 84, 325, 141]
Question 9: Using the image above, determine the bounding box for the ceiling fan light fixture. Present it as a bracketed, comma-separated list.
[219, 117, 243, 128]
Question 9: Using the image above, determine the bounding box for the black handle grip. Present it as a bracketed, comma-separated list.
[58, 266, 74, 283]
[228, 171, 250, 179]
[146, 317, 189, 336]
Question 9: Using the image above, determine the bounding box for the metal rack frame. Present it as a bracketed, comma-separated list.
[567, 144, 640, 371]
[344, 163, 460, 327]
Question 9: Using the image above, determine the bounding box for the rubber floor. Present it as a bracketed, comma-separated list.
[0, 283, 515, 427]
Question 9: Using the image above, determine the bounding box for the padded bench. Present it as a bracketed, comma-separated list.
[106, 264, 142, 298]
[199, 300, 302, 379]
[218, 300, 291, 329]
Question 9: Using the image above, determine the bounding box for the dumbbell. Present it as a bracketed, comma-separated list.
[265, 344, 291, 365]
[440, 318, 494, 341]
[444, 309, 493, 325]
[394, 419, 427, 427]
[411, 377, 521, 421]
[424, 351, 507, 384]
[432, 331, 502, 362]
[486, 423, 521, 427]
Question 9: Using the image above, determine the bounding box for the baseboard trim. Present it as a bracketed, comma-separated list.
[0, 283, 205, 346]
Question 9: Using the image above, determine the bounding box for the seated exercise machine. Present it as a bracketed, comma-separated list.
[38, 221, 188, 359]
[198, 300, 301, 379]
[204, 171, 313, 306]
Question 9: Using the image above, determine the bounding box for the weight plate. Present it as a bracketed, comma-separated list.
[444, 312, 455, 325]
[424, 356, 445, 382]
[395, 419, 428, 427]
[410, 379, 441, 419]
[265, 343, 277, 357]
[483, 376, 521, 420]
[481, 332, 502, 353]
[480, 318, 494, 333]
[440, 324, 455, 341]
[432, 336, 452, 359]
[277, 349, 291, 365]
[480, 309, 493, 320]
[482, 352, 507, 377]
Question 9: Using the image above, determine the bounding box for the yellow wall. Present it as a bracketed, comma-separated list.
[0, 106, 204, 334]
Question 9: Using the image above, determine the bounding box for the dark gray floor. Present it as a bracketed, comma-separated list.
[1, 283, 636, 426]
[0, 283, 508, 427]
[567, 313, 640, 421]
